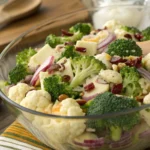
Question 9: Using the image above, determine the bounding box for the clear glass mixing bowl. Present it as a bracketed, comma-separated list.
[0, 6, 150, 150]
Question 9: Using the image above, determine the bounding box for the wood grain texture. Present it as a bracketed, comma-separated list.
[0, 0, 87, 51]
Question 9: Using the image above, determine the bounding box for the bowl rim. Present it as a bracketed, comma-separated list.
[1, 6, 150, 119]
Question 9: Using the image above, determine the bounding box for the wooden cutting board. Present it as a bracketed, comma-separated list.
[0, 0, 88, 51]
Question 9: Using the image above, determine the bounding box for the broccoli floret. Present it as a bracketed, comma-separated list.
[45, 34, 63, 48]
[8, 65, 28, 84]
[45, 23, 92, 48]
[43, 75, 80, 102]
[87, 92, 140, 141]
[121, 26, 141, 34]
[58, 45, 80, 60]
[107, 39, 142, 57]
[69, 23, 92, 35]
[45, 33, 83, 48]
[141, 26, 150, 41]
[70, 56, 106, 88]
[120, 66, 142, 97]
[16, 48, 36, 68]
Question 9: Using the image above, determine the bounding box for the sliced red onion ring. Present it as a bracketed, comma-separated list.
[74, 138, 104, 148]
[82, 93, 99, 101]
[109, 132, 132, 149]
[96, 77, 107, 84]
[97, 32, 116, 53]
[139, 130, 150, 138]
[137, 67, 150, 81]
[30, 56, 54, 86]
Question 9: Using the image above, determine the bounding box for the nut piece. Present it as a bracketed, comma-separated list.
[58, 94, 69, 101]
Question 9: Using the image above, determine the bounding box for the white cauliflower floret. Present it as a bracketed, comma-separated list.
[114, 28, 128, 39]
[20, 90, 52, 114]
[103, 19, 122, 32]
[99, 69, 122, 84]
[143, 93, 150, 105]
[8, 83, 33, 104]
[139, 78, 150, 95]
[40, 98, 86, 143]
[143, 53, 150, 72]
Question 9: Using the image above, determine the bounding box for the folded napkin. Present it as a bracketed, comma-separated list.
[0, 121, 51, 150]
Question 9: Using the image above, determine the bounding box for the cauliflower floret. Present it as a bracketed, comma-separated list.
[114, 28, 128, 39]
[103, 19, 122, 32]
[99, 69, 122, 84]
[52, 98, 85, 116]
[8, 83, 33, 104]
[95, 53, 112, 69]
[139, 78, 150, 95]
[39, 98, 86, 143]
[20, 90, 52, 114]
[143, 53, 150, 72]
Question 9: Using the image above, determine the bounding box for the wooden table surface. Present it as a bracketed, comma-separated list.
[0, 0, 87, 134]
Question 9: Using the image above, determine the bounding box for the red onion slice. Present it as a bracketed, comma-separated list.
[96, 77, 107, 84]
[30, 56, 54, 86]
[139, 130, 150, 138]
[82, 93, 99, 101]
[74, 138, 104, 148]
[109, 132, 132, 149]
[97, 32, 116, 52]
[137, 67, 150, 81]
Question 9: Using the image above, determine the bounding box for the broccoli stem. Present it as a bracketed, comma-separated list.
[110, 126, 122, 141]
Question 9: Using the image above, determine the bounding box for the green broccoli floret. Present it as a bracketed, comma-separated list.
[43, 75, 80, 102]
[87, 92, 140, 141]
[16, 48, 36, 68]
[69, 23, 92, 35]
[141, 26, 150, 41]
[8, 64, 28, 84]
[120, 66, 142, 97]
[121, 26, 141, 34]
[45, 23, 92, 48]
[70, 56, 106, 88]
[107, 39, 142, 57]
[45, 33, 83, 48]
[45, 34, 63, 48]
[58, 45, 80, 60]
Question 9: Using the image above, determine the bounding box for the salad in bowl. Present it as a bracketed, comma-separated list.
[1, 19, 150, 150]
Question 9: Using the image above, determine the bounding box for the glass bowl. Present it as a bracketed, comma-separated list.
[1, 6, 150, 150]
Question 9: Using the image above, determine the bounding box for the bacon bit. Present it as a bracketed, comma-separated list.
[76, 47, 86, 53]
[47, 64, 61, 73]
[134, 33, 143, 41]
[61, 29, 73, 36]
[124, 34, 132, 39]
[76, 99, 87, 105]
[62, 75, 71, 82]
[84, 83, 95, 92]
[111, 84, 123, 94]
